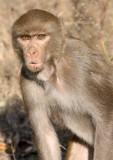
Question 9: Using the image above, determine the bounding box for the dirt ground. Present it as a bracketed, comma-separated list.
[0, 0, 113, 159]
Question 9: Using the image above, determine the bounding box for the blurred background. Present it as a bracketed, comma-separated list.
[0, 0, 113, 159]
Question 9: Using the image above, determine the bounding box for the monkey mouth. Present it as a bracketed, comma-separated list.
[28, 62, 43, 71]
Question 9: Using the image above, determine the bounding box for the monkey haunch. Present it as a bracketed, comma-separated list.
[12, 9, 113, 160]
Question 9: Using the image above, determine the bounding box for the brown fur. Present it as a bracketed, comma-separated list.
[12, 9, 113, 160]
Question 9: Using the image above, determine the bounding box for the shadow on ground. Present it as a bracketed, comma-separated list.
[0, 97, 72, 160]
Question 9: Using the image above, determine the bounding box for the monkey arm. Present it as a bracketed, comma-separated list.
[28, 108, 61, 160]
[20, 74, 61, 160]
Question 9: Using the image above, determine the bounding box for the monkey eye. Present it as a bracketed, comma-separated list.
[37, 34, 46, 40]
[20, 35, 31, 40]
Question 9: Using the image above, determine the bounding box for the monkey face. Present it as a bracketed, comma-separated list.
[12, 9, 65, 73]
[16, 33, 50, 72]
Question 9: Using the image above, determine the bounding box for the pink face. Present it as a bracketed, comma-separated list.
[17, 33, 50, 72]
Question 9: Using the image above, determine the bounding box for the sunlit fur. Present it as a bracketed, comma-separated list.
[12, 9, 113, 160]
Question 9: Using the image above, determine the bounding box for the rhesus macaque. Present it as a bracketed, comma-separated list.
[12, 9, 113, 160]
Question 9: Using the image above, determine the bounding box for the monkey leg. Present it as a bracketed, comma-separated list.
[65, 136, 93, 160]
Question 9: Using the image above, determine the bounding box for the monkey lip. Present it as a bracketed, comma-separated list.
[28, 62, 43, 71]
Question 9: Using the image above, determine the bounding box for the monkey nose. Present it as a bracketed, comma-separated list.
[29, 51, 35, 55]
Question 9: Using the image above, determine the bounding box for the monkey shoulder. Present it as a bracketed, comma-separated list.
[65, 38, 113, 107]
[66, 38, 113, 75]
[66, 38, 101, 58]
